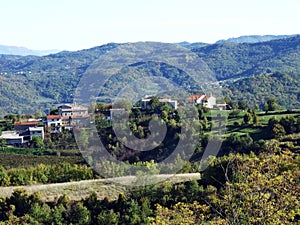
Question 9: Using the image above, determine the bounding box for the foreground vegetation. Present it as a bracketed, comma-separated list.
[0, 146, 299, 224]
[0, 105, 299, 224]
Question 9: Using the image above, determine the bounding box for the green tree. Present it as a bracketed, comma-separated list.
[211, 151, 300, 224]
[64, 202, 90, 225]
[97, 209, 120, 225]
[271, 123, 286, 138]
[252, 111, 259, 125]
[136, 125, 145, 139]
[149, 201, 212, 225]
[28, 202, 51, 224]
[280, 116, 296, 134]
[238, 101, 248, 110]
[123, 199, 142, 225]
[31, 136, 44, 149]
[34, 111, 43, 118]
[0, 166, 10, 186]
[265, 97, 280, 113]
[49, 205, 65, 225]
[0, 138, 6, 147]
[243, 112, 252, 124]
[148, 97, 160, 112]
[224, 133, 253, 154]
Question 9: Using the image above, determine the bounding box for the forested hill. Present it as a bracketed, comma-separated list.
[193, 35, 300, 80]
[0, 36, 300, 114]
[0, 43, 119, 114]
[224, 72, 300, 109]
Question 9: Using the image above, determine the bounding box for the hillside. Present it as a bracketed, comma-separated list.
[193, 35, 300, 80]
[224, 72, 300, 109]
[0, 36, 300, 114]
[0, 43, 119, 114]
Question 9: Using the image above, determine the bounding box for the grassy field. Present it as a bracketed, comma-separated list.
[0, 152, 85, 169]
[223, 109, 300, 140]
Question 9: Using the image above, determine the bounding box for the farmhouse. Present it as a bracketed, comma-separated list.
[58, 104, 88, 117]
[14, 121, 39, 131]
[57, 104, 90, 130]
[43, 115, 62, 133]
[1, 122, 44, 147]
[188, 94, 216, 109]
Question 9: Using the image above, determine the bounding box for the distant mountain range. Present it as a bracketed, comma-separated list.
[0, 35, 296, 56]
[0, 35, 299, 115]
[216, 34, 297, 44]
[0, 45, 61, 56]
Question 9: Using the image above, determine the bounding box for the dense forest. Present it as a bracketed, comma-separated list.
[193, 35, 300, 80]
[223, 72, 300, 109]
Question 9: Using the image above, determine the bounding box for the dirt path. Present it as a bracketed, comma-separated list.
[0, 173, 200, 201]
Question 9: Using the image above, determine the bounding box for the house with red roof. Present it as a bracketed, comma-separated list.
[14, 121, 39, 131]
[43, 115, 62, 133]
[188, 94, 216, 109]
[57, 104, 90, 130]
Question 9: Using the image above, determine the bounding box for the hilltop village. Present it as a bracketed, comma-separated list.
[0, 94, 226, 147]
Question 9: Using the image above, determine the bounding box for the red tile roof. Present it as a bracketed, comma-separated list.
[188, 94, 205, 101]
[46, 115, 61, 120]
[14, 121, 38, 126]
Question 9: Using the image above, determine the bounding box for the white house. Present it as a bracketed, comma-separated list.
[58, 104, 88, 117]
[57, 104, 90, 129]
[28, 127, 44, 140]
[0, 131, 25, 147]
[43, 115, 62, 133]
[188, 94, 216, 109]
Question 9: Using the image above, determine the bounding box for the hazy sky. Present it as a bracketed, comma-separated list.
[1, 0, 299, 50]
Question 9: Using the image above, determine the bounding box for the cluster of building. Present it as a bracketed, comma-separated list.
[0, 94, 227, 147]
[0, 103, 89, 147]
[1, 121, 44, 147]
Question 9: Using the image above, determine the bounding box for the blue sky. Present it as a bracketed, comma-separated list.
[1, 0, 299, 50]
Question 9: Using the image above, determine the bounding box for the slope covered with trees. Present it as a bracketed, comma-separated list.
[224, 72, 300, 109]
[193, 35, 300, 80]
[0, 36, 300, 114]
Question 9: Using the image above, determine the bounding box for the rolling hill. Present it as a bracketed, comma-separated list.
[193, 35, 300, 80]
[223, 72, 300, 109]
[0, 36, 300, 115]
